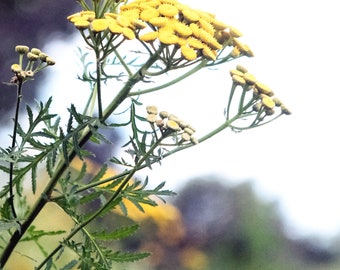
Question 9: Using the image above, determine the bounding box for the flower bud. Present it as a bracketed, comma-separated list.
[15, 45, 29, 54]
[11, 64, 22, 73]
[31, 48, 42, 55]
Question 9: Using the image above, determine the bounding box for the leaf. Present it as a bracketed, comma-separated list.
[21, 225, 66, 242]
[92, 224, 140, 241]
[0, 220, 21, 231]
[60, 260, 78, 270]
[108, 251, 150, 263]
[31, 163, 37, 194]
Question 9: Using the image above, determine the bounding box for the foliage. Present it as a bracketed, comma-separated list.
[0, 0, 290, 269]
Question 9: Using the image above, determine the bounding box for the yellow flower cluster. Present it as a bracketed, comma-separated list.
[230, 65, 291, 116]
[10, 45, 55, 84]
[67, 0, 252, 61]
[146, 105, 198, 144]
[67, 10, 145, 41]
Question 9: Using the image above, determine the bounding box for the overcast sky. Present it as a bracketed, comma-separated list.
[35, 0, 340, 241]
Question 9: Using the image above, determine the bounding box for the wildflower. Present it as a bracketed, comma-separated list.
[255, 82, 274, 96]
[75, 20, 90, 30]
[181, 132, 191, 141]
[228, 26, 243, 37]
[232, 75, 246, 86]
[146, 105, 158, 115]
[27, 52, 39, 61]
[108, 22, 123, 34]
[261, 95, 275, 109]
[158, 4, 178, 17]
[159, 111, 169, 119]
[243, 72, 257, 85]
[181, 46, 197, 61]
[236, 65, 248, 73]
[140, 8, 160, 21]
[272, 97, 282, 107]
[166, 120, 181, 131]
[15, 45, 29, 54]
[11, 64, 22, 73]
[229, 69, 244, 77]
[202, 45, 216, 60]
[158, 31, 178, 45]
[174, 21, 192, 37]
[46, 57, 56, 66]
[31, 48, 42, 55]
[147, 113, 158, 123]
[149, 16, 169, 27]
[181, 9, 200, 22]
[183, 127, 194, 135]
[91, 19, 109, 32]
[139, 31, 158, 42]
[122, 27, 136, 40]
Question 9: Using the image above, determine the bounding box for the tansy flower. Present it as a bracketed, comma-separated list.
[158, 4, 178, 17]
[166, 119, 181, 131]
[255, 82, 274, 96]
[139, 31, 158, 42]
[140, 8, 160, 21]
[202, 45, 216, 60]
[11, 64, 22, 73]
[261, 95, 275, 109]
[181, 8, 200, 22]
[91, 19, 109, 32]
[181, 46, 197, 61]
[15, 45, 29, 54]
[122, 27, 136, 39]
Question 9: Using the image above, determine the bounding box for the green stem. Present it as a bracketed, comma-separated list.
[128, 59, 208, 97]
[95, 49, 103, 120]
[8, 80, 23, 219]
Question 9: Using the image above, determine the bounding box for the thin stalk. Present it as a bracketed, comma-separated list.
[95, 49, 103, 120]
[128, 59, 208, 97]
[8, 80, 23, 219]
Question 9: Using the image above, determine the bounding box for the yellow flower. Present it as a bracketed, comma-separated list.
[166, 120, 181, 131]
[75, 19, 90, 30]
[122, 27, 136, 40]
[116, 15, 131, 28]
[197, 29, 222, 50]
[132, 19, 147, 29]
[108, 21, 123, 34]
[158, 30, 178, 45]
[91, 19, 109, 32]
[261, 95, 275, 109]
[243, 72, 257, 85]
[187, 37, 204, 49]
[139, 31, 158, 42]
[181, 8, 200, 22]
[210, 18, 228, 30]
[149, 16, 169, 27]
[181, 46, 197, 61]
[174, 21, 192, 37]
[255, 82, 274, 96]
[46, 57, 56, 66]
[281, 105, 292, 115]
[198, 18, 214, 35]
[232, 74, 246, 86]
[229, 69, 244, 77]
[202, 45, 216, 60]
[158, 4, 178, 17]
[140, 8, 160, 21]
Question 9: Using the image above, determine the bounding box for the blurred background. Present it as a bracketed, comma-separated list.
[2, 0, 340, 269]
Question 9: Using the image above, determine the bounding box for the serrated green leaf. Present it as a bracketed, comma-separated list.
[108, 251, 150, 263]
[21, 225, 66, 242]
[60, 259, 78, 270]
[93, 224, 140, 241]
[31, 163, 37, 194]
[26, 105, 33, 125]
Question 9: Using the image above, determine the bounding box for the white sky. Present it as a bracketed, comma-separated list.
[5, 0, 339, 241]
